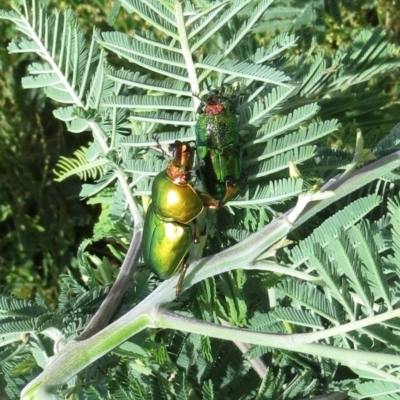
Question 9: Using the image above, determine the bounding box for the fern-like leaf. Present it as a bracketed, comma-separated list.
[54, 146, 107, 181]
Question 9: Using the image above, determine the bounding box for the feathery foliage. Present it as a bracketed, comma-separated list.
[2, 0, 400, 399]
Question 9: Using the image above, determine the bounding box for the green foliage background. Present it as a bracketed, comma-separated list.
[3, 0, 399, 301]
[0, 0, 94, 301]
[1, 0, 400, 399]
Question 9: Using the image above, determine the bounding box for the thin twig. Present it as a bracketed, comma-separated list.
[77, 230, 143, 340]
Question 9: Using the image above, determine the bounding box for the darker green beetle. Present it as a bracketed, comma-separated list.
[143, 141, 210, 299]
[195, 90, 243, 205]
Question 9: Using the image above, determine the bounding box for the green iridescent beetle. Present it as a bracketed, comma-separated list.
[195, 90, 243, 205]
[143, 141, 217, 299]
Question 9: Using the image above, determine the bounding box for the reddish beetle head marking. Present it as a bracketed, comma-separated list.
[166, 141, 194, 185]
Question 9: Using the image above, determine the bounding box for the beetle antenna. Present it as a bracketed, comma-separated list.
[151, 135, 171, 160]
[192, 91, 201, 101]
[152, 135, 163, 153]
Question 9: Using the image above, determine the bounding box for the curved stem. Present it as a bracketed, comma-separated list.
[156, 308, 400, 365]
[294, 150, 400, 228]
[22, 313, 152, 400]
[21, 150, 400, 399]
[77, 230, 143, 341]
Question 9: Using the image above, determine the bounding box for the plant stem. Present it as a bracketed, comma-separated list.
[156, 308, 400, 365]
[21, 150, 400, 398]
[77, 230, 143, 340]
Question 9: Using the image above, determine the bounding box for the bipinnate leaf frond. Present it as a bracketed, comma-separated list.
[248, 103, 321, 145]
[325, 231, 374, 315]
[53, 146, 108, 182]
[353, 380, 400, 399]
[305, 242, 355, 318]
[387, 196, 400, 270]
[247, 145, 315, 180]
[272, 307, 324, 330]
[245, 119, 340, 172]
[119, 0, 178, 39]
[107, 68, 189, 96]
[296, 28, 400, 96]
[187, 0, 254, 52]
[3, 5, 102, 107]
[5, 1, 400, 398]
[80, 172, 117, 199]
[0, 288, 48, 323]
[239, 85, 299, 128]
[0, 0, 339, 211]
[220, 0, 276, 56]
[101, 95, 193, 112]
[275, 193, 400, 355]
[289, 194, 382, 269]
[277, 279, 341, 325]
[229, 178, 304, 208]
[201, 380, 214, 400]
[374, 122, 400, 157]
[198, 56, 292, 87]
[3, 0, 400, 225]
[348, 221, 391, 308]
[251, 33, 297, 64]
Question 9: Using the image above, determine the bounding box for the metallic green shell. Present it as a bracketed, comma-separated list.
[151, 171, 203, 224]
[197, 144, 242, 200]
[143, 204, 191, 279]
[195, 96, 242, 200]
[195, 111, 239, 149]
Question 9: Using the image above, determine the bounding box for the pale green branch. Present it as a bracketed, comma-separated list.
[21, 149, 400, 398]
[175, 1, 199, 107]
[190, 0, 252, 53]
[156, 308, 400, 366]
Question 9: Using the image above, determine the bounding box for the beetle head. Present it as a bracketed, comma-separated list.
[166, 141, 194, 185]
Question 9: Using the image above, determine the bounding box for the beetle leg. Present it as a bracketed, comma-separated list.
[216, 176, 240, 206]
[175, 261, 189, 301]
[198, 192, 222, 210]
[198, 176, 241, 210]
